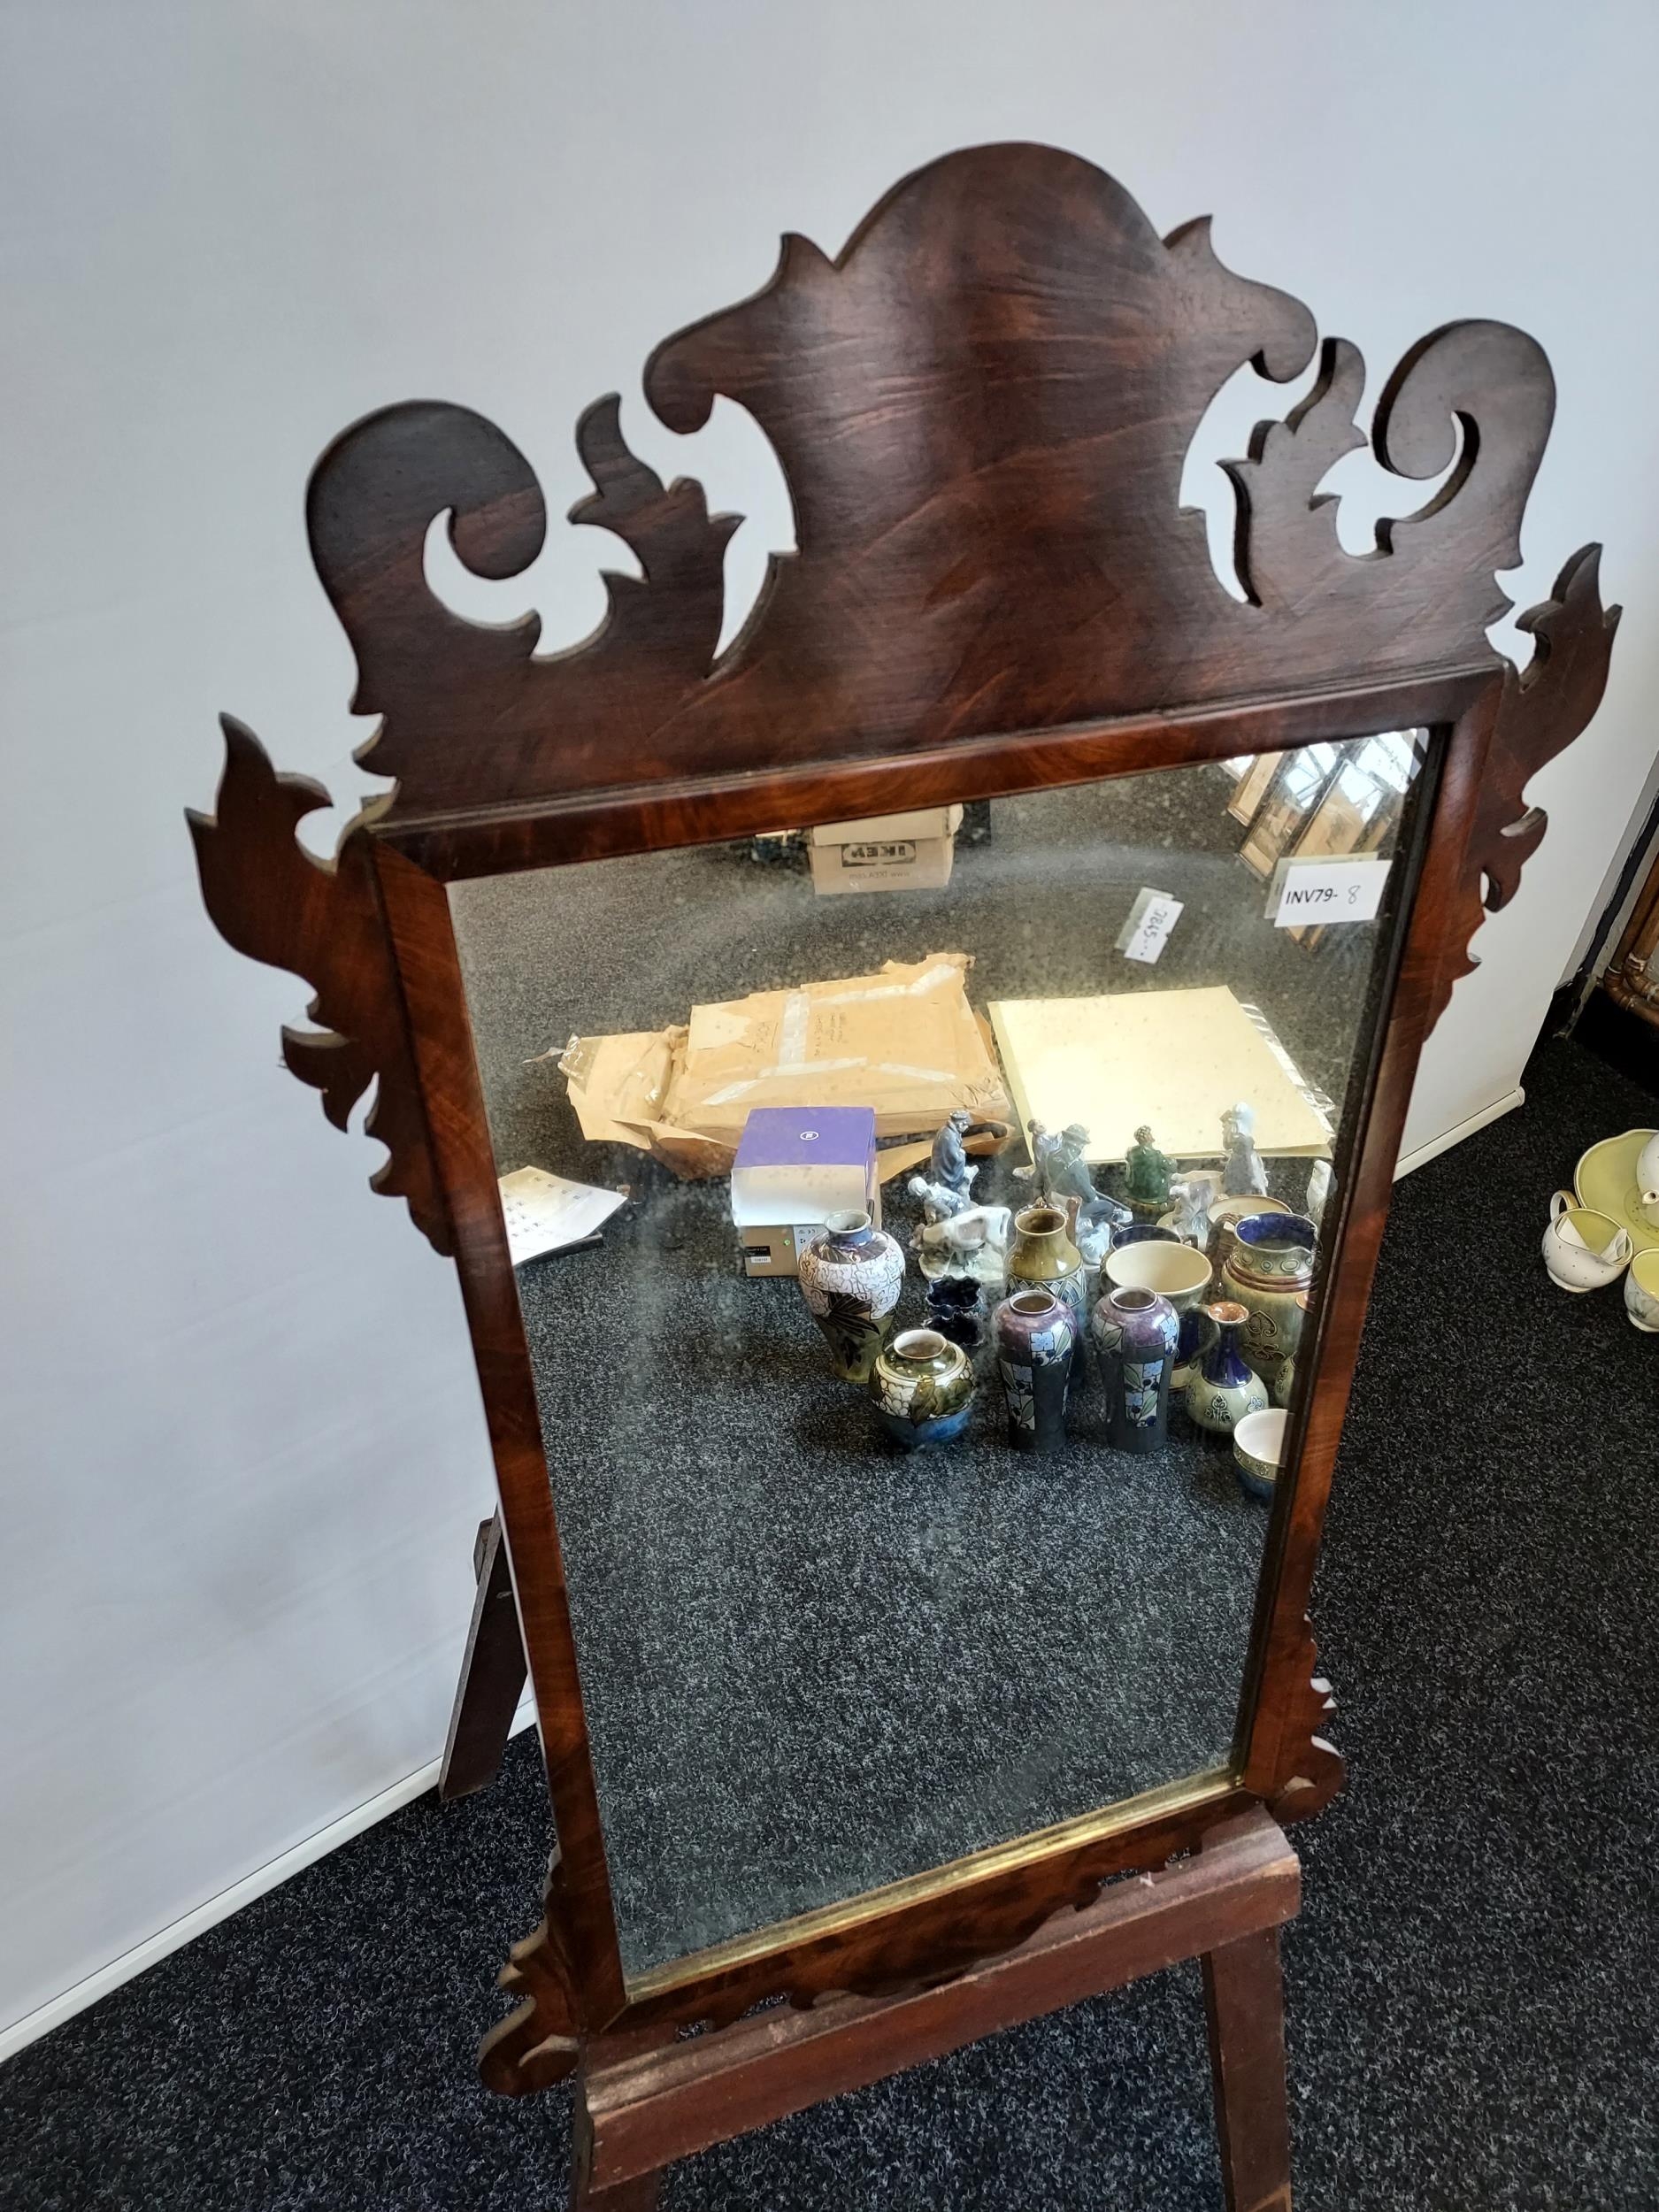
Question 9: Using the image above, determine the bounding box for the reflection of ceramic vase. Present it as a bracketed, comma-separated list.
[925, 1273, 984, 1354]
[1091, 1285, 1179, 1452]
[1183, 1301, 1269, 1436]
[870, 1327, 975, 1449]
[1103, 1240, 1212, 1390]
[1221, 1212, 1317, 1382]
[1271, 1293, 1314, 1407]
[797, 1210, 904, 1382]
[1304, 1158, 1333, 1233]
[992, 1289, 1075, 1453]
[1007, 1205, 1087, 1371]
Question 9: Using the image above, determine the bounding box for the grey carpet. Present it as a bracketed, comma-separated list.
[6, 1053, 1656, 2202]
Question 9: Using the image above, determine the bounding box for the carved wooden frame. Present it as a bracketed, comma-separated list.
[187, 145, 1617, 2092]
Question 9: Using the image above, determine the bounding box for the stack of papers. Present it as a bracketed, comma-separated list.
[496, 1167, 627, 1266]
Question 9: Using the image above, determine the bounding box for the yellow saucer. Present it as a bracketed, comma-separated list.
[1573, 1129, 1659, 1256]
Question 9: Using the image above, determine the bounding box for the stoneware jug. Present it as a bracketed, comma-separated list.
[797, 1210, 905, 1381]
[1221, 1211, 1317, 1381]
[1183, 1301, 1270, 1437]
[1006, 1204, 1087, 1362]
[1203, 1191, 1292, 1275]
[992, 1287, 1075, 1453]
[869, 1327, 975, 1449]
[1271, 1292, 1315, 1408]
[1091, 1284, 1179, 1452]
[1540, 1192, 1632, 1293]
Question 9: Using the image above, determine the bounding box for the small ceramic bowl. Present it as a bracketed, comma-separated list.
[1103, 1239, 1211, 1307]
[1625, 1248, 1659, 1333]
[1233, 1407, 1288, 1502]
[1541, 1191, 1632, 1292]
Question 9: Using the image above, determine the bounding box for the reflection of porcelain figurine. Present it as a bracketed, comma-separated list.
[1125, 1125, 1176, 1215]
[1026, 1119, 1092, 1208]
[1071, 1204, 1120, 1272]
[1304, 1157, 1332, 1233]
[1221, 1100, 1269, 1198]
[1166, 1175, 1215, 1246]
[910, 1201, 1012, 1286]
[930, 1110, 977, 1202]
[908, 1171, 967, 1225]
[1022, 1119, 1130, 1263]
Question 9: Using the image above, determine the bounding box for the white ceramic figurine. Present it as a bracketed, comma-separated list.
[1221, 1100, 1269, 1199]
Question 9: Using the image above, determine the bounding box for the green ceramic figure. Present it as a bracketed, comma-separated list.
[1124, 1125, 1175, 1215]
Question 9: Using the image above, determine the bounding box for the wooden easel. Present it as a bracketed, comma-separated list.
[572, 1811, 1296, 2210]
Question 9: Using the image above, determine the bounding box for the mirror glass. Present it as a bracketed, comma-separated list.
[449, 733, 1427, 1978]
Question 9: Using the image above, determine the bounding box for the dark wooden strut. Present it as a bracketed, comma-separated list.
[439, 1514, 526, 1803]
[183, 140, 1619, 2208]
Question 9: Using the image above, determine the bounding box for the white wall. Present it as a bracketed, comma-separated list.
[4, 0, 1655, 2046]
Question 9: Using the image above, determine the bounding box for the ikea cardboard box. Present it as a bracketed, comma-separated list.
[808, 806, 964, 896]
[729, 1105, 879, 1277]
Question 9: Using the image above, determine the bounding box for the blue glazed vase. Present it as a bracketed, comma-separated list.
[992, 1287, 1076, 1454]
[1090, 1284, 1179, 1452]
[1182, 1299, 1270, 1436]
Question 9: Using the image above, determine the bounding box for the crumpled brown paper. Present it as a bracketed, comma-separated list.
[554, 953, 1011, 1179]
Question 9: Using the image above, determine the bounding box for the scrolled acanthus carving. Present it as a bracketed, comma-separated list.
[1265, 1617, 1345, 1824]
[304, 388, 737, 799]
[477, 1852, 582, 2096]
[298, 144, 1582, 823]
[186, 718, 451, 1254]
[1430, 544, 1621, 1031]
[1228, 319, 1554, 638]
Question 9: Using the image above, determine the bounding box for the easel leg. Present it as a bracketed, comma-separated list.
[1202, 1926, 1293, 2212]
[570, 2105, 660, 2211]
[439, 1514, 528, 1801]
[570, 2029, 671, 2211]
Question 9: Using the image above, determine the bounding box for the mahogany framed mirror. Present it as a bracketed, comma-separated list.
[188, 143, 1615, 2204]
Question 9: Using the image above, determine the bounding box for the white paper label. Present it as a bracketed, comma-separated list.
[1271, 856, 1390, 928]
[1117, 888, 1185, 964]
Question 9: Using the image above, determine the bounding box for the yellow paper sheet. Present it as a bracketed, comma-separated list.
[987, 986, 1332, 1164]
